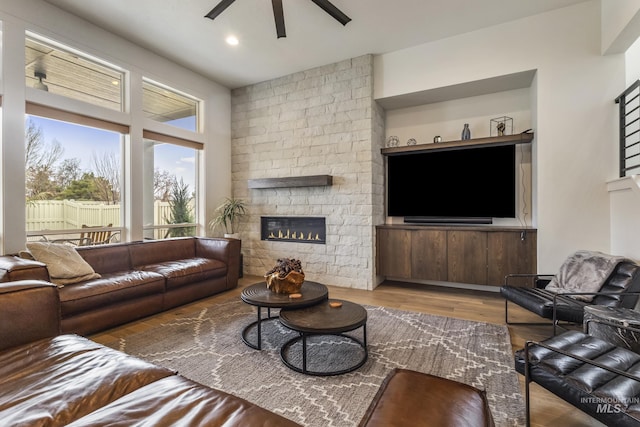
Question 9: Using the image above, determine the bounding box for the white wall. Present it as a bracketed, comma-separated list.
[0, 0, 231, 253]
[626, 36, 640, 85]
[601, 0, 640, 54]
[384, 89, 532, 145]
[374, 1, 626, 273]
[608, 177, 640, 261]
[611, 19, 640, 262]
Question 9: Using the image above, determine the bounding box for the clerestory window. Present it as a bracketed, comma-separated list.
[25, 34, 125, 111]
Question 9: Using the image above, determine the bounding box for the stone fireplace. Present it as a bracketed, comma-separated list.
[231, 54, 385, 290]
[261, 216, 326, 244]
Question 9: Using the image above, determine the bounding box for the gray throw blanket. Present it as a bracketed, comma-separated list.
[545, 250, 632, 302]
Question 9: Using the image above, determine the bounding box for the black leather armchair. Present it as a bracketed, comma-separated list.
[515, 319, 640, 426]
[501, 261, 640, 335]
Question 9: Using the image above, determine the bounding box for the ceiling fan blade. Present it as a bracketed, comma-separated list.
[205, 0, 236, 20]
[309, 0, 351, 26]
[272, 0, 286, 38]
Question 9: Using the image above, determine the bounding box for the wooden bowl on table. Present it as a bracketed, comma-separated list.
[265, 270, 305, 294]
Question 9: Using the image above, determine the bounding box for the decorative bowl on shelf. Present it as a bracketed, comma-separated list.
[265, 270, 305, 294]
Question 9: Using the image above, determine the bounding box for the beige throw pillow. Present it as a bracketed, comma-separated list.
[25, 242, 100, 286]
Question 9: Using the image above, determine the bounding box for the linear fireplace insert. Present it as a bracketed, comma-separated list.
[261, 216, 326, 244]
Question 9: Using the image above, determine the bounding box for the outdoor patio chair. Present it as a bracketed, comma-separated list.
[79, 224, 115, 245]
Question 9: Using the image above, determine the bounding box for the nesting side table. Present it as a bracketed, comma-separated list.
[279, 299, 368, 376]
[240, 281, 328, 350]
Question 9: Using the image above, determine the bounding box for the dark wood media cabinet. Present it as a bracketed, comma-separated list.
[376, 224, 537, 287]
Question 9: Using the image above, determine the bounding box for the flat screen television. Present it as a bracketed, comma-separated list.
[386, 144, 516, 222]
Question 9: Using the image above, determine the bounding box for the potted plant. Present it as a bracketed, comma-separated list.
[209, 197, 247, 239]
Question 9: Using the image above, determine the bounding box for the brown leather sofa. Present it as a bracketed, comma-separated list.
[0, 236, 241, 335]
[0, 280, 300, 427]
[0, 279, 496, 426]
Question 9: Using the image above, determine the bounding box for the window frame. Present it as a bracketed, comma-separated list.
[25, 105, 128, 243]
[142, 129, 202, 240]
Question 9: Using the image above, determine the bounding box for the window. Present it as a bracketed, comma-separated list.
[142, 79, 202, 240]
[142, 79, 199, 132]
[143, 133, 200, 240]
[25, 112, 125, 245]
[25, 35, 124, 111]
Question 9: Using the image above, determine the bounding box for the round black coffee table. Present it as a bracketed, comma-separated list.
[240, 281, 328, 350]
[279, 299, 367, 376]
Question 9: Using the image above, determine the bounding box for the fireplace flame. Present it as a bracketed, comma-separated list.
[268, 229, 321, 241]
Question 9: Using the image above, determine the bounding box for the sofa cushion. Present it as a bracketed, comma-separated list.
[593, 261, 640, 309]
[129, 237, 196, 267]
[500, 285, 587, 323]
[59, 270, 165, 316]
[76, 243, 133, 274]
[65, 375, 302, 427]
[26, 242, 101, 286]
[140, 258, 227, 289]
[0, 335, 174, 427]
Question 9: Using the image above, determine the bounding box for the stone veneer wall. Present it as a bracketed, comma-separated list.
[231, 54, 385, 290]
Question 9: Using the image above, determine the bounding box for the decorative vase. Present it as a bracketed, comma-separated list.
[461, 124, 471, 140]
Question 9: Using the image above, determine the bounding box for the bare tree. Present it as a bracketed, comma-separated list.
[25, 119, 43, 170]
[25, 121, 63, 171]
[154, 169, 176, 201]
[25, 119, 64, 200]
[55, 158, 83, 189]
[92, 151, 120, 204]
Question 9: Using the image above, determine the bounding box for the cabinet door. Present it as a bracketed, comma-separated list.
[447, 231, 487, 285]
[377, 228, 412, 278]
[411, 230, 447, 280]
[487, 231, 537, 287]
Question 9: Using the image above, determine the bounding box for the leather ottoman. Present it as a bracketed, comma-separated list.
[358, 368, 494, 427]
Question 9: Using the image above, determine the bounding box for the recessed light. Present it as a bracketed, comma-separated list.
[226, 35, 239, 46]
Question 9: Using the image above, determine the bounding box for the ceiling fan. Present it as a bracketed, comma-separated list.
[204, 0, 351, 39]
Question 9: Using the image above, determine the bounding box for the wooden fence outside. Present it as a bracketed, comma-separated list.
[26, 200, 195, 240]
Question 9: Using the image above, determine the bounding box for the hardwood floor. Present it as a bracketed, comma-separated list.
[91, 276, 605, 427]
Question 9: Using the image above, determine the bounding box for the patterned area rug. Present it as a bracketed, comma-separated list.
[102, 297, 525, 426]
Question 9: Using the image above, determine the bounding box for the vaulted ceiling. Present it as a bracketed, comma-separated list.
[44, 0, 590, 89]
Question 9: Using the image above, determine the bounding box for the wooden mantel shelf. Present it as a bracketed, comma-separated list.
[381, 132, 534, 156]
[248, 175, 333, 189]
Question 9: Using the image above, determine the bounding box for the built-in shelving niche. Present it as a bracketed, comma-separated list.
[381, 133, 533, 156]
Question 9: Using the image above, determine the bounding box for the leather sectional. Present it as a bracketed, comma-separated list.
[0, 237, 496, 426]
[0, 236, 241, 335]
[0, 280, 300, 426]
